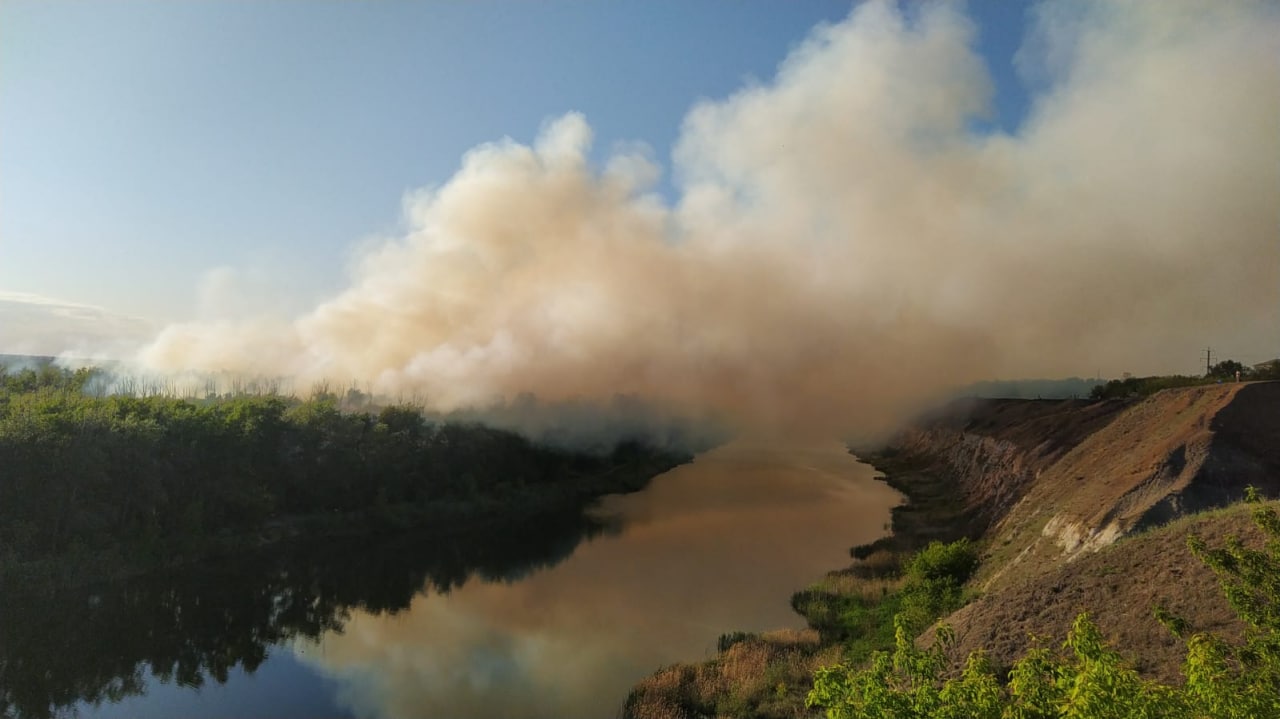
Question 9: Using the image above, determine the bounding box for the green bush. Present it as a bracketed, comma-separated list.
[793, 539, 979, 663]
[898, 538, 980, 630]
[904, 538, 980, 585]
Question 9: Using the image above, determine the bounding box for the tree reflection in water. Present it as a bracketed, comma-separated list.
[0, 510, 616, 719]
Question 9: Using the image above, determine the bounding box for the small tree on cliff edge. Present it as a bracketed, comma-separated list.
[1208, 359, 1249, 380]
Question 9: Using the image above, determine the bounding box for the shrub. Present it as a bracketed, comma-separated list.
[851, 542, 879, 560]
[898, 538, 980, 630]
[904, 538, 979, 585]
[718, 631, 757, 652]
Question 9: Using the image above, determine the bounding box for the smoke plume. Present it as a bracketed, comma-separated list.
[139, 1, 1280, 437]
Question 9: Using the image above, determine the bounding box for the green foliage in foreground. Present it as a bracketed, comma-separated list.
[808, 494, 1280, 719]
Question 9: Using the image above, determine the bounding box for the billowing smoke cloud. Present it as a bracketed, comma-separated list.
[139, 1, 1280, 437]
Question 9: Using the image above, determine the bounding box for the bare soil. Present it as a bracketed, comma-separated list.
[939, 501, 1274, 683]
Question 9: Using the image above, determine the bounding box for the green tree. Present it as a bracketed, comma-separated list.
[1208, 359, 1248, 380]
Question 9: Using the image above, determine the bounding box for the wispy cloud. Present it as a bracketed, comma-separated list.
[0, 291, 155, 358]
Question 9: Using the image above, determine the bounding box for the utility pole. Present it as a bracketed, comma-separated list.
[1205, 346, 1213, 375]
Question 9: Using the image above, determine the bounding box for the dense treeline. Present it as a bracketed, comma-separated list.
[1089, 359, 1280, 399]
[1088, 374, 1218, 400]
[0, 364, 687, 566]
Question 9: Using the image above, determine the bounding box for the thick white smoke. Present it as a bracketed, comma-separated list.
[140, 0, 1280, 437]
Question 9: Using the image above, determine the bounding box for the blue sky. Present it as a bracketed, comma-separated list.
[0, 1, 1031, 327]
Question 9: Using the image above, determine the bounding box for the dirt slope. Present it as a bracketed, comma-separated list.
[939, 501, 1275, 682]
[894, 397, 1132, 528]
[894, 383, 1280, 593]
[899, 382, 1280, 680]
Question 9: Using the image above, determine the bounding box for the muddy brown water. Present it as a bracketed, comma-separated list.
[8, 439, 899, 719]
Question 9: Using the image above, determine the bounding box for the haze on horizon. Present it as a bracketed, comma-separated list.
[4, 1, 1279, 437]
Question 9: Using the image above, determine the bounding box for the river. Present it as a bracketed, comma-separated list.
[1, 439, 900, 719]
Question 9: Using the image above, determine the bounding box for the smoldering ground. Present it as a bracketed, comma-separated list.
[138, 1, 1280, 439]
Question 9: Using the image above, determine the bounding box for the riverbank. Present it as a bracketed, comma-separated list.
[1, 448, 689, 589]
[621, 446, 979, 719]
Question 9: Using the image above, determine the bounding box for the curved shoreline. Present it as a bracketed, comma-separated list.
[620, 446, 976, 718]
[2, 450, 689, 589]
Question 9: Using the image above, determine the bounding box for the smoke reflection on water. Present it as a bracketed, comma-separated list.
[288, 440, 898, 719]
